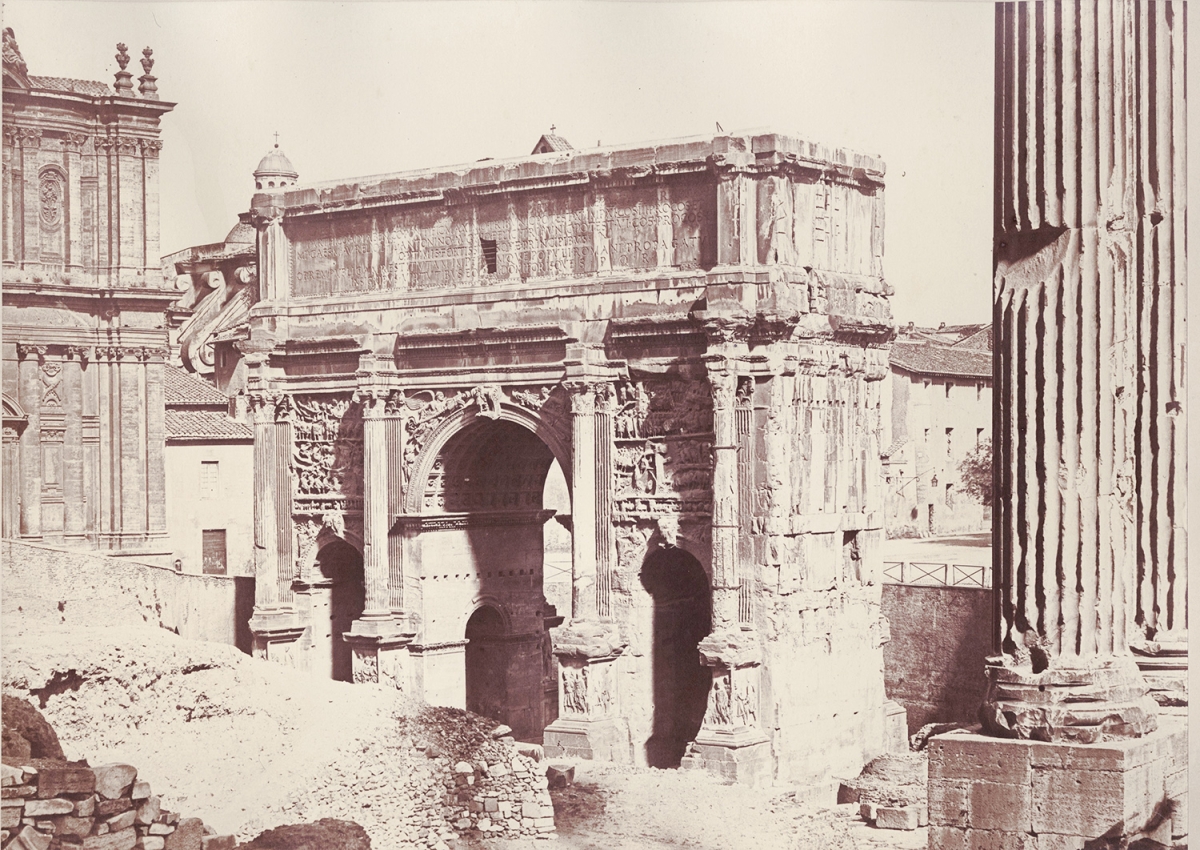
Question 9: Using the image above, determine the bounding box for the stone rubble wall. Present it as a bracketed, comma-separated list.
[273, 736, 556, 849]
[0, 758, 234, 850]
[1, 540, 251, 652]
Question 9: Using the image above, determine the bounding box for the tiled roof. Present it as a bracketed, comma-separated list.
[28, 75, 111, 97]
[891, 342, 992, 380]
[164, 365, 228, 406]
[531, 134, 574, 154]
[165, 410, 252, 442]
[953, 325, 993, 351]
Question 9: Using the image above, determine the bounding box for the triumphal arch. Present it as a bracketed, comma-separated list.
[241, 131, 895, 784]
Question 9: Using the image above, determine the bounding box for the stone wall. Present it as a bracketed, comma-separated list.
[1, 540, 253, 652]
[1, 758, 235, 850]
[881, 584, 991, 735]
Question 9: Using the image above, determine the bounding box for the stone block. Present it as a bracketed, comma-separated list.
[91, 765, 137, 802]
[928, 734, 1030, 785]
[875, 806, 920, 830]
[483, 798, 498, 813]
[55, 815, 94, 838]
[9, 824, 53, 850]
[2, 805, 22, 829]
[96, 798, 132, 817]
[35, 764, 95, 798]
[107, 809, 137, 831]
[199, 837, 236, 850]
[1, 786, 34, 799]
[163, 817, 204, 850]
[130, 782, 152, 801]
[521, 801, 541, 819]
[545, 763, 574, 789]
[2, 765, 24, 787]
[1030, 767, 1123, 836]
[928, 778, 970, 827]
[147, 823, 174, 836]
[859, 801, 876, 822]
[23, 798, 73, 816]
[926, 830, 964, 850]
[137, 839, 166, 850]
[969, 780, 1030, 832]
[83, 828, 137, 850]
[136, 795, 161, 825]
[75, 795, 96, 816]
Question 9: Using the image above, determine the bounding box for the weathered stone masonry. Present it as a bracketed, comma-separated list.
[2, 35, 175, 558]
[239, 131, 896, 784]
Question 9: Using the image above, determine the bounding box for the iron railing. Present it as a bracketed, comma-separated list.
[881, 561, 991, 588]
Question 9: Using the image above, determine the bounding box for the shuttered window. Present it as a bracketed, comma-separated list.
[202, 529, 227, 575]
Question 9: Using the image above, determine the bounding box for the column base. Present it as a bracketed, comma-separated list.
[543, 716, 630, 764]
[342, 631, 415, 689]
[680, 727, 772, 786]
[1132, 638, 1187, 714]
[883, 699, 909, 753]
[248, 607, 306, 666]
[981, 655, 1159, 743]
[928, 718, 1187, 850]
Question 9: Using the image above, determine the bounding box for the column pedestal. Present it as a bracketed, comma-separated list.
[680, 629, 771, 786]
[929, 720, 1187, 850]
[543, 620, 629, 763]
[344, 631, 415, 690]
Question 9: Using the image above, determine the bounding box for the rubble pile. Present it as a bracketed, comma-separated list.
[1, 758, 235, 850]
[837, 752, 928, 832]
[1, 623, 554, 850]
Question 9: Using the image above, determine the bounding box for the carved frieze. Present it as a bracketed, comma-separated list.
[291, 394, 363, 498]
[559, 661, 616, 720]
[388, 383, 566, 497]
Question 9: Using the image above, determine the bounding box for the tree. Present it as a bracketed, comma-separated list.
[958, 439, 993, 507]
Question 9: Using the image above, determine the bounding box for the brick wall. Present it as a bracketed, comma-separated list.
[881, 584, 991, 735]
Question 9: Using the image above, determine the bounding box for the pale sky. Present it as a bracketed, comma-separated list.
[6, 1, 1012, 324]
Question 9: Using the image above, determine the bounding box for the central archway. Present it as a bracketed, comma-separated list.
[417, 415, 564, 741]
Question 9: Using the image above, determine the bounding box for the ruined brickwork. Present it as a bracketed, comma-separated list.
[237, 130, 894, 784]
[1, 32, 175, 557]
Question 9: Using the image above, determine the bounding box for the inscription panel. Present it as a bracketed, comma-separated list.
[285, 176, 717, 297]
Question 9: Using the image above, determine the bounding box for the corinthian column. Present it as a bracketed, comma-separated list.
[983, 0, 1185, 743]
[566, 381, 598, 621]
[352, 386, 395, 634]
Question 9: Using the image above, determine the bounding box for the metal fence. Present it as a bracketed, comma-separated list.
[881, 561, 991, 588]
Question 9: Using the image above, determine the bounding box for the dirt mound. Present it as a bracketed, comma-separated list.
[403, 707, 509, 765]
[0, 620, 474, 849]
[238, 818, 372, 850]
[1, 692, 65, 760]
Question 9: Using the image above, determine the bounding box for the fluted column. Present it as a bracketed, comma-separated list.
[352, 388, 394, 633]
[985, 0, 1184, 742]
[566, 381, 598, 621]
[250, 390, 282, 611]
[62, 347, 87, 540]
[16, 344, 42, 539]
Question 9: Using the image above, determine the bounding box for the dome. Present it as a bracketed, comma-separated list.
[253, 142, 299, 191]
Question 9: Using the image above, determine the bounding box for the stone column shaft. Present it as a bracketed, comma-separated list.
[252, 397, 280, 609]
[17, 347, 41, 538]
[145, 350, 167, 535]
[986, 0, 1184, 741]
[709, 369, 739, 631]
[62, 349, 86, 538]
[358, 393, 392, 626]
[568, 383, 598, 621]
[118, 354, 145, 538]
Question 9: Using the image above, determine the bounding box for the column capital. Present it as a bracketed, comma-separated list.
[15, 344, 46, 362]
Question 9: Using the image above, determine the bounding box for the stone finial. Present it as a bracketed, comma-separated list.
[114, 43, 133, 94]
[137, 47, 158, 99]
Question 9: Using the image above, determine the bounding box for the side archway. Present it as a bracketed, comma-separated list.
[640, 544, 712, 768]
[311, 538, 365, 682]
